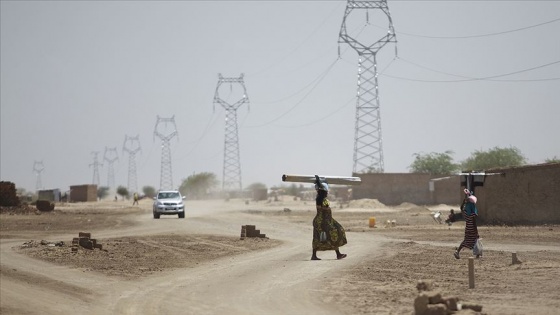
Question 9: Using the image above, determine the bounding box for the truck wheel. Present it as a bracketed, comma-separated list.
[153, 212, 160, 219]
[178, 212, 185, 219]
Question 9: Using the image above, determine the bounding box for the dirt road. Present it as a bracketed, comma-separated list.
[1, 199, 387, 315]
[2, 198, 560, 315]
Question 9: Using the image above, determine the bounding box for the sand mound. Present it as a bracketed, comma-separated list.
[348, 198, 386, 209]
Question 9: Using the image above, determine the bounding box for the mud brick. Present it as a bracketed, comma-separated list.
[72, 238, 80, 245]
[94, 244, 103, 250]
[444, 297, 459, 311]
[90, 239, 97, 247]
[425, 304, 447, 315]
[414, 293, 428, 315]
[253, 230, 260, 237]
[79, 232, 91, 239]
[259, 234, 266, 238]
[79, 238, 94, 250]
[245, 225, 256, 237]
[462, 303, 482, 312]
[71, 246, 78, 252]
[427, 291, 444, 304]
[240, 226, 246, 240]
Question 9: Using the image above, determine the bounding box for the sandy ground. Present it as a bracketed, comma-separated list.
[1, 197, 559, 315]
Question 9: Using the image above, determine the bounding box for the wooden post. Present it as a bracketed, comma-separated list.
[468, 257, 475, 289]
[512, 252, 521, 264]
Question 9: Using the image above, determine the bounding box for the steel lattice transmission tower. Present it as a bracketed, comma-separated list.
[213, 73, 249, 192]
[32, 160, 44, 191]
[90, 151, 103, 186]
[154, 115, 178, 190]
[339, 0, 397, 173]
[103, 147, 119, 189]
[123, 135, 142, 194]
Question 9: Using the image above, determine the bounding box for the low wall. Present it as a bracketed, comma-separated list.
[474, 163, 560, 225]
[350, 163, 560, 225]
[351, 173, 459, 206]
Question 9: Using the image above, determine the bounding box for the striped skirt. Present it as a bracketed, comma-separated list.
[460, 213, 479, 249]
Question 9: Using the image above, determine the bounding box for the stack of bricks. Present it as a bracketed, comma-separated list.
[414, 280, 483, 315]
[240, 225, 267, 240]
[72, 232, 103, 252]
[0, 181, 20, 207]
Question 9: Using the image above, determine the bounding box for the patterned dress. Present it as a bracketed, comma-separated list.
[312, 198, 347, 251]
[459, 202, 479, 250]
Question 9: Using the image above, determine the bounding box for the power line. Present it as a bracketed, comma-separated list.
[397, 17, 560, 39]
[276, 95, 355, 128]
[386, 58, 560, 82]
[245, 58, 339, 128]
[247, 2, 344, 78]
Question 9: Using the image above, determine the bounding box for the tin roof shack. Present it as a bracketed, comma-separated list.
[70, 185, 97, 202]
[37, 189, 61, 202]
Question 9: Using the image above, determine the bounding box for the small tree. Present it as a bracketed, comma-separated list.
[409, 151, 459, 175]
[286, 183, 301, 197]
[142, 185, 156, 198]
[179, 172, 219, 199]
[246, 182, 267, 191]
[545, 156, 560, 163]
[462, 146, 526, 171]
[97, 186, 110, 200]
[116, 186, 129, 200]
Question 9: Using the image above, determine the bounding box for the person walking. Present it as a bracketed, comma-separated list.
[132, 192, 139, 206]
[311, 176, 347, 261]
[454, 189, 479, 259]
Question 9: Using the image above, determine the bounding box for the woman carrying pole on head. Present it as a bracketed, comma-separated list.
[454, 189, 480, 259]
[311, 175, 347, 261]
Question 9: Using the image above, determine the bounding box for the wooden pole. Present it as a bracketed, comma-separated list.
[281, 174, 362, 185]
[468, 257, 475, 289]
[512, 252, 521, 264]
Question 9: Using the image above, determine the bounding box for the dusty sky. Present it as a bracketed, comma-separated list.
[1, 0, 559, 193]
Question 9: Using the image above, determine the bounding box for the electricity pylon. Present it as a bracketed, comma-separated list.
[90, 151, 103, 186]
[103, 147, 119, 189]
[32, 160, 44, 191]
[123, 135, 142, 194]
[154, 115, 178, 190]
[339, 0, 397, 173]
[213, 73, 249, 192]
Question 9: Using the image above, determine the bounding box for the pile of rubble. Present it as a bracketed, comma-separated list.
[20, 240, 65, 248]
[414, 280, 484, 315]
[0, 203, 37, 215]
[240, 225, 268, 239]
[72, 232, 103, 251]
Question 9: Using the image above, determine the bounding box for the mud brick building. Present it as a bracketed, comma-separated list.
[351, 162, 560, 225]
[69, 184, 97, 202]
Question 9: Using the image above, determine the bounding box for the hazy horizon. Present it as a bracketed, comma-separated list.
[2, 0, 559, 193]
